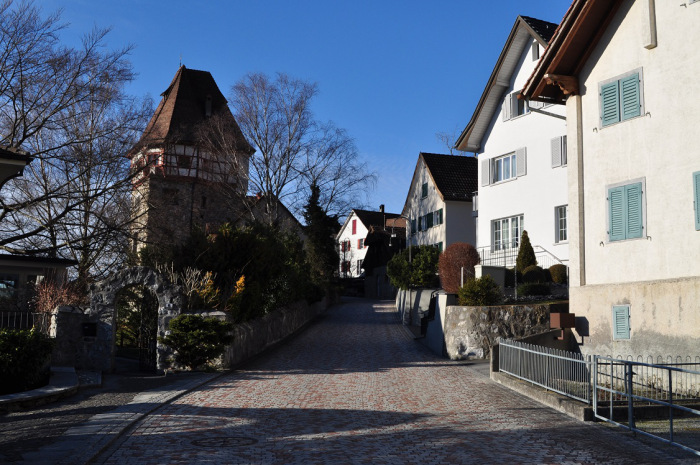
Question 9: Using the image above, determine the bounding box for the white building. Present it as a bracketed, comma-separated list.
[336, 207, 400, 278]
[402, 152, 477, 251]
[521, 0, 700, 357]
[456, 16, 568, 269]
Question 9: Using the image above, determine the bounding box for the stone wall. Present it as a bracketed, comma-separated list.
[443, 303, 557, 360]
[224, 297, 328, 368]
[50, 306, 88, 367]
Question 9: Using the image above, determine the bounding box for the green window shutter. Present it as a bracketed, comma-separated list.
[411, 219, 416, 235]
[625, 183, 643, 238]
[438, 208, 443, 225]
[608, 186, 626, 241]
[421, 182, 428, 198]
[426, 212, 434, 228]
[620, 73, 641, 121]
[601, 81, 620, 126]
[694, 172, 700, 231]
[612, 305, 630, 340]
[437, 242, 443, 253]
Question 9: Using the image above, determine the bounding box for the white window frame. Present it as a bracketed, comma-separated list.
[492, 215, 524, 251]
[555, 205, 568, 243]
[493, 153, 517, 183]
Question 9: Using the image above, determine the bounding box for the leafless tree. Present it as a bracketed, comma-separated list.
[436, 129, 469, 156]
[224, 72, 375, 223]
[0, 1, 151, 284]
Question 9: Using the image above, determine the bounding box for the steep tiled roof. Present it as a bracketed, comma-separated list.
[520, 16, 558, 43]
[353, 209, 400, 229]
[132, 66, 253, 154]
[421, 153, 478, 201]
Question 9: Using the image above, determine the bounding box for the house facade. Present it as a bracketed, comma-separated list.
[521, 0, 700, 356]
[402, 153, 477, 252]
[336, 207, 400, 278]
[456, 16, 568, 269]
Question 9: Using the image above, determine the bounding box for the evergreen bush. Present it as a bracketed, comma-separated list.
[517, 282, 551, 297]
[0, 329, 54, 394]
[515, 230, 537, 274]
[549, 264, 568, 284]
[438, 242, 480, 294]
[159, 314, 233, 370]
[386, 245, 440, 290]
[457, 275, 503, 306]
[522, 265, 546, 283]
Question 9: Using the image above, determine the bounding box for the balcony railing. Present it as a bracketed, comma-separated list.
[477, 244, 567, 269]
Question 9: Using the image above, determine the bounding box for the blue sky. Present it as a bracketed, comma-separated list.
[44, 0, 571, 216]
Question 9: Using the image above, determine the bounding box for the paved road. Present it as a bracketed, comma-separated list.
[93, 299, 694, 464]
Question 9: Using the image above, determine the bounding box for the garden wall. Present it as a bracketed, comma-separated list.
[443, 303, 563, 360]
[223, 297, 329, 368]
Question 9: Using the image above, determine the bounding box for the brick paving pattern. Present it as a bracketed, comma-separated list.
[94, 299, 697, 464]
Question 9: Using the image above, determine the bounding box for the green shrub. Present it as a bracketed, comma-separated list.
[0, 329, 54, 395]
[515, 230, 537, 273]
[504, 268, 520, 288]
[458, 275, 502, 306]
[522, 265, 546, 283]
[549, 264, 568, 284]
[438, 242, 480, 294]
[159, 314, 233, 370]
[386, 245, 440, 290]
[517, 282, 551, 297]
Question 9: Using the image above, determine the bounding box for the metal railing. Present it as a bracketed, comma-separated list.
[0, 311, 52, 335]
[477, 245, 567, 269]
[593, 356, 700, 456]
[499, 339, 591, 403]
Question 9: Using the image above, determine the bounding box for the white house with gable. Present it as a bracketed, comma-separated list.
[336, 207, 400, 278]
[456, 15, 568, 270]
[402, 152, 477, 252]
[521, 0, 700, 358]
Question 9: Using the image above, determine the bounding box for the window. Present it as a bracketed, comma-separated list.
[694, 171, 700, 231]
[357, 259, 363, 275]
[421, 182, 428, 198]
[341, 261, 350, 273]
[434, 209, 443, 226]
[551, 135, 567, 168]
[502, 92, 529, 121]
[608, 180, 644, 242]
[411, 218, 417, 235]
[357, 238, 364, 249]
[340, 240, 351, 252]
[419, 215, 426, 231]
[612, 305, 630, 340]
[351, 219, 357, 235]
[600, 70, 643, 127]
[531, 42, 540, 61]
[555, 205, 568, 243]
[482, 148, 526, 186]
[492, 215, 524, 251]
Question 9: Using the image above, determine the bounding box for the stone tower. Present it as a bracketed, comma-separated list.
[129, 66, 254, 252]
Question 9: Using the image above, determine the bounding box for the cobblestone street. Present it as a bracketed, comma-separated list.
[85, 299, 695, 464]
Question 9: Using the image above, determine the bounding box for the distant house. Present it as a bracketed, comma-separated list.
[402, 153, 477, 252]
[336, 207, 400, 278]
[361, 217, 406, 299]
[455, 15, 567, 270]
[521, 0, 700, 357]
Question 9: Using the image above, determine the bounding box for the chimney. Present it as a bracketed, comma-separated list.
[379, 204, 384, 213]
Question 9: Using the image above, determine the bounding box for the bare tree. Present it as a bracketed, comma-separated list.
[436, 128, 469, 156]
[0, 1, 151, 284]
[226, 72, 375, 222]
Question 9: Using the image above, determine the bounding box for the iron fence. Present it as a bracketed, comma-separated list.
[593, 356, 700, 456]
[477, 245, 567, 270]
[499, 339, 591, 403]
[0, 311, 52, 335]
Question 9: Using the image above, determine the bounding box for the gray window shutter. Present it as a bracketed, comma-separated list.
[694, 171, 700, 231]
[601, 81, 620, 126]
[608, 186, 626, 241]
[551, 137, 562, 168]
[502, 93, 512, 121]
[625, 182, 644, 239]
[612, 305, 630, 340]
[516, 147, 527, 177]
[481, 159, 491, 186]
[562, 135, 568, 166]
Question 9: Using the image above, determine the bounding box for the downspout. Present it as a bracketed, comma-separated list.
[574, 95, 586, 286]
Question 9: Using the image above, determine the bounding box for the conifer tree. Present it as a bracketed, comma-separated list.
[516, 230, 537, 274]
[303, 183, 339, 286]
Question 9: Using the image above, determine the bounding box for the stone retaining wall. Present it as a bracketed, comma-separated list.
[224, 297, 328, 368]
[444, 303, 559, 360]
